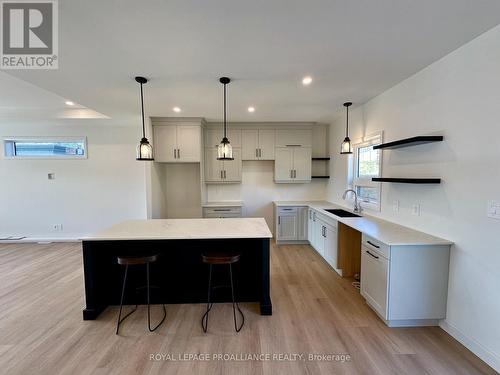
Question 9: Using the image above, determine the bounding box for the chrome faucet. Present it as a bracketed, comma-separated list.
[343, 189, 362, 213]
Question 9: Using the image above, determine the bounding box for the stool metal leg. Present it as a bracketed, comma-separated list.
[201, 264, 213, 333]
[229, 263, 245, 332]
[146, 262, 166, 332]
[116, 264, 138, 335]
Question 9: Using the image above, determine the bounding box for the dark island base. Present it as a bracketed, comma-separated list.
[82, 238, 271, 320]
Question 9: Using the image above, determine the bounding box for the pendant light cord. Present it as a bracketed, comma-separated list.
[346, 104, 349, 137]
[140, 82, 146, 139]
[223, 82, 227, 139]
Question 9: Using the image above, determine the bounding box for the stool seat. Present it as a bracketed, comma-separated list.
[117, 254, 158, 265]
[202, 251, 241, 265]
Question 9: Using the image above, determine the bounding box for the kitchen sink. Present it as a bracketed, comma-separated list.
[323, 209, 361, 218]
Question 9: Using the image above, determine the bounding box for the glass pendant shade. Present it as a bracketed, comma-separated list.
[217, 137, 233, 160]
[137, 137, 154, 160]
[340, 136, 352, 154]
[340, 101, 353, 155]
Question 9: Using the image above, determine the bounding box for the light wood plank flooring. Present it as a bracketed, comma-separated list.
[0, 242, 496, 375]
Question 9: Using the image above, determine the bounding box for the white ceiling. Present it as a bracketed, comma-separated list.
[4, 0, 500, 126]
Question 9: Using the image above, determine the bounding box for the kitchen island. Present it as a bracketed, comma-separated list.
[81, 218, 273, 320]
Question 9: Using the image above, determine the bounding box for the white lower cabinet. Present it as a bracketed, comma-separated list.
[360, 234, 450, 327]
[361, 244, 389, 319]
[275, 205, 308, 242]
[202, 206, 242, 218]
[306, 209, 341, 275]
[323, 223, 338, 269]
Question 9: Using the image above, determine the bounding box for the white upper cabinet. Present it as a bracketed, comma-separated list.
[274, 146, 311, 183]
[154, 126, 177, 162]
[153, 124, 201, 163]
[204, 147, 242, 183]
[274, 148, 294, 181]
[205, 128, 242, 148]
[242, 129, 275, 160]
[275, 129, 312, 147]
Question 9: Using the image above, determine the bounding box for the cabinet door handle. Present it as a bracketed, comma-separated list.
[220, 170, 223, 179]
[294, 170, 297, 178]
[173, 149, 177, 159]
[290, 170, 293, 178]
[259, 148, 262, 157]
[256, 149, 258, 157]
[278, 216, 281, 225]
[313, 212, 316, 221]
[177, 149, 180, 159]
[224, 170, 226, 179]
[367, 240, 380, 249]
[366, 250, 379, 259]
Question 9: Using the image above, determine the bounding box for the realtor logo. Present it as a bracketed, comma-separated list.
[1, 0, 58, 69]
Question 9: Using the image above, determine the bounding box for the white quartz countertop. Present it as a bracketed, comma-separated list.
[82, 218, 272, 241]
[274, 200, 453, 246]
[202, 201, 243, 207]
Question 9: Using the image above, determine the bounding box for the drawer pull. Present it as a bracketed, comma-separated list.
[214, 209, 231, 212]
[282, 208, 293, 211]
[367, 240, 380, 249]
[366, 250, 379, 259]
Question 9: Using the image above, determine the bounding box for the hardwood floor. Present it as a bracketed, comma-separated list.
[0, 241, 495, 375]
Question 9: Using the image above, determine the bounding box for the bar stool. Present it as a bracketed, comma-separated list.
[201, 251, 245, 333]
[116, 254, 166, 334]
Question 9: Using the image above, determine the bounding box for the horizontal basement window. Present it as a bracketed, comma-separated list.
[3, 137, 87, 159]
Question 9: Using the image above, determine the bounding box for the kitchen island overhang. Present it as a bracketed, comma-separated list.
[81, 218, 273, 320]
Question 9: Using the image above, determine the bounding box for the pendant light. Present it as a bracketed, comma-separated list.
[340, 102, 353, 155]
[217, 77, 234, 160]
[135, 76, 154, 161]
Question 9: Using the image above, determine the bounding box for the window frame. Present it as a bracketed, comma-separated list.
[2, 136, 88, 160]
[348, 131, 383, 212]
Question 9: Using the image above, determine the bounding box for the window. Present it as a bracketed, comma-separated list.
[3, 137, 87, 159]
[350, 133, 382, 211]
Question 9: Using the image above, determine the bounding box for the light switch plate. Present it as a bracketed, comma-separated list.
[487, 200, 500, 219]
[393, 200, 399, 213]
[412, 203, 420, 216]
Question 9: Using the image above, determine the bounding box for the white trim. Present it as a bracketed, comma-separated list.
[0, 237, 81, 244]
[348, 131, 383, 212]
[440, 320, 500, 373]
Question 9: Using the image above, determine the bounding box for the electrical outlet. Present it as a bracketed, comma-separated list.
[411, 204, 420, 216]
[392, 200, 399, 213]
[52, 224, 63, 232]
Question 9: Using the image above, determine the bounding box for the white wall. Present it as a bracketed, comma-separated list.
[207, 161, 327, 231]
[327, 25, 500, 371]
[0, 122, 148, 239]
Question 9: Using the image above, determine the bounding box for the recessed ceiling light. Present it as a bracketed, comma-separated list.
[173, 107, 181, 113]
[65, 101, 75, 106]
[248, 106, 255, 113]
[302, 76, 312, 85]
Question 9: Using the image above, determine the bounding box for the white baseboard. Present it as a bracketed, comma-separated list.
[0, 237, 80, 244]
[440, 320, 500, 373]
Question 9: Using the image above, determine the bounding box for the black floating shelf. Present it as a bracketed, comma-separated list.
[312, 176, 330, 179]
[372, 178, 441, 184]
[312, 157, 331, 160]
[373, 136, 443, 150]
